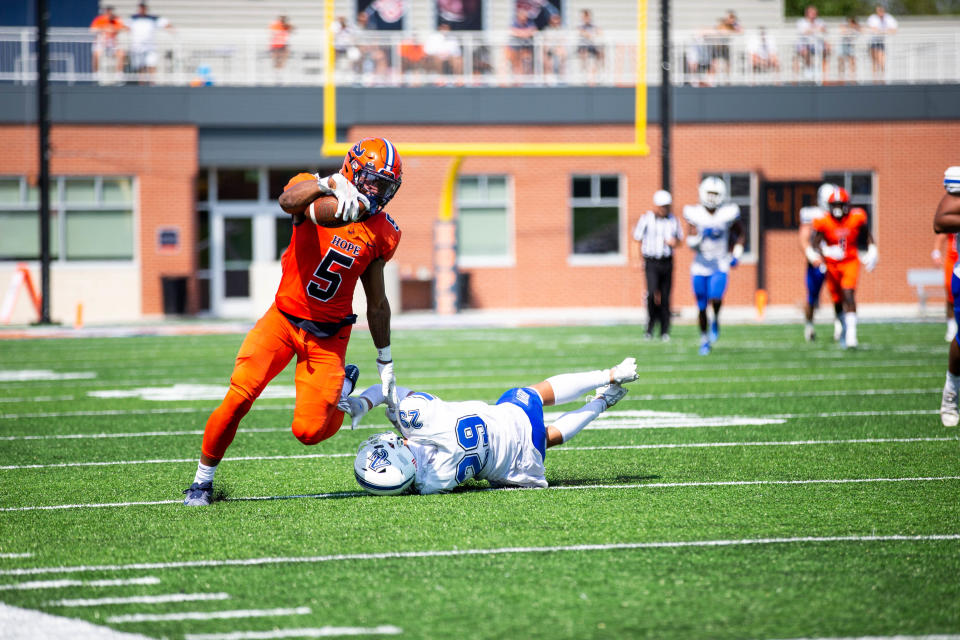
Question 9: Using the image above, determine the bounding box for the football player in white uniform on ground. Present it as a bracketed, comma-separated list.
[933, 166, 960, 427]
[683, 177, 745, 356]
[345, 357, 639, 495]
[799, 183, 846, 342]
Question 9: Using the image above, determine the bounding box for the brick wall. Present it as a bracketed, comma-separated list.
[0, 124, 197, 316]
[353, 120, 959, 310]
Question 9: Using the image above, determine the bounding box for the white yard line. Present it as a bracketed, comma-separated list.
[47, 592, 230, 607]
[0, 409, 941, 443]
[184, 627, 404, 640]
[632, 388, 940, 401]
[3, 534, 958, 578]
[0, 603, 151, 640]
[772, 636, 960, 640]
[1, 452, 352, 471]
[3, 436, 953, 471]
[0, 577, 159, 591]
[0, 553, 32, 558]
[1, 476, 957, 516]
[557, 437, 958, 451]
[107, 606, 311, 623]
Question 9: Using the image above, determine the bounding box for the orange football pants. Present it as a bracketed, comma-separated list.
[823, 257, 860, 303]
[201, 303, 351, 461]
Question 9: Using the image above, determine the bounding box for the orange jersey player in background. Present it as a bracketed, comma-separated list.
[184, 137, 404, 506]
[809, 186, 878, 349]
[932, 232, 958, 342]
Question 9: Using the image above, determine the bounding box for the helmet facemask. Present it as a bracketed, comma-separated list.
[830, 203, 848, 219]
[356, 167, 401, 213]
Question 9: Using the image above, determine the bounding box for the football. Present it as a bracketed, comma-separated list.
[305, 194, 368, 228]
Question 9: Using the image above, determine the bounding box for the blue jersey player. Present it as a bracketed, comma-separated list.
[934, 166, 960, 427]
[683, 177, 744, 355]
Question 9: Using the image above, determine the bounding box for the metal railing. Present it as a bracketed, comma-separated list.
[0, 27, 957, 87]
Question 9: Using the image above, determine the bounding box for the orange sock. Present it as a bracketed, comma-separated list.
[201, 388, 253, 461]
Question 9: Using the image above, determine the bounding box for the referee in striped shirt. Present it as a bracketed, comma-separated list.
[633, 190, 684, 341]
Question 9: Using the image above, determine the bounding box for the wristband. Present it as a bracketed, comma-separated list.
[377, 345, 392, 363]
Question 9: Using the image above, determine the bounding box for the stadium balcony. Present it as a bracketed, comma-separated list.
[0, 26, 958, 88]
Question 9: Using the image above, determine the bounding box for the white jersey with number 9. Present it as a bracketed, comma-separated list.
[395, 392, 548, 495]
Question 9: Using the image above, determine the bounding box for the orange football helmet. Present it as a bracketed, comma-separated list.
[340, 137, 403, 213]
[827, 186, 850, 218]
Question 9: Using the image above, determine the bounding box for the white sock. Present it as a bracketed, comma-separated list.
[844, 312, 858, 344]
[193, 462, 217, 485]
[360, 384, 386, 408]
[805, 320, 814, 330]
[545, 370, 610, 405]
[946, 371, 960, 394]
[551, 399, 605, 443]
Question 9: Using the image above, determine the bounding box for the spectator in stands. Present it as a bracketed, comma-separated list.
[508, 6, 537, 77]
[269, 15, 294, 71]
[90, 5, 126, 79]
[516, 0, 559, 30]
[423, 23, 463, 80]
[128, 3, 171, 85]
[356, 10, 390, 81]
[190, 64, 214, 87]
[838, 16, 861, 82]
[747, 26, 780, 76]
[362, 0, 406, 31]
[867, 4, 897, 81]
[437, 0, 482, 30]
[795, 5, 829, 80]
[709, 10, 742, 79]
[542, 13, 568, 83]
[331, 16, 361, 72]
[576, 9, 603, 84]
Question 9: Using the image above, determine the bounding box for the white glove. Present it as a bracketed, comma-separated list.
[686, 234, 702, 249]
[610, 357, 638, 384]
[821, 244, 846, 261]
[317, 173, 370, 223]
[861, 244, 878, 272]
[804, 246, 823, 267]
[377, 359, 399, 410]
[337, 396, 369, 430]
[732, 244, 744, 261]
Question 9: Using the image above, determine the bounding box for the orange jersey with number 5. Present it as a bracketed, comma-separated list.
[812, 208, 868, 262]
[275, 172, 401, 322]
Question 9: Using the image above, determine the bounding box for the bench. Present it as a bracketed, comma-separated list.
[907, 268, 946, 313]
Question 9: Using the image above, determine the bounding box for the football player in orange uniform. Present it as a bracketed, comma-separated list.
[808, 187, 878, 349]
[932, 232, 958, 342]
[183, 137, 404, 506]
[934, 166, 960, 427]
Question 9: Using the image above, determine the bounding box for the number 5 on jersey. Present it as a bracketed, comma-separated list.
[306, 248, 355, 302]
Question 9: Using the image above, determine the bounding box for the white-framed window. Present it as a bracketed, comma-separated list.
[822, 170, 876, 246]
[0, 176, 134, 262]
[569, 174, 624, 264]
[699, 171, 757, 259]
[456, 175, 513, 267]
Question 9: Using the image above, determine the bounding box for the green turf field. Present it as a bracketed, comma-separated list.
[0, 321, 958, 640]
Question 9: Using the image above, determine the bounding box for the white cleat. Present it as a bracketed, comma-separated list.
[804, 325, 815, 342]
[833, 319, 844, 343]
[592, 383, 628, 409]
[610, 357, 639, 384]
[941, 387, 959, 427]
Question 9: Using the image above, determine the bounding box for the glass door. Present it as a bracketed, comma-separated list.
[210, 210, 255, 318]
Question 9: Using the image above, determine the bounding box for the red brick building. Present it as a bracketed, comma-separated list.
[0, 85, 957, 323]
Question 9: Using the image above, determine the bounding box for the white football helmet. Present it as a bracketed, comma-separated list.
[354, 432, 416, 496]
[698, 176, 727, 209]
[817, 183, 837, 211]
